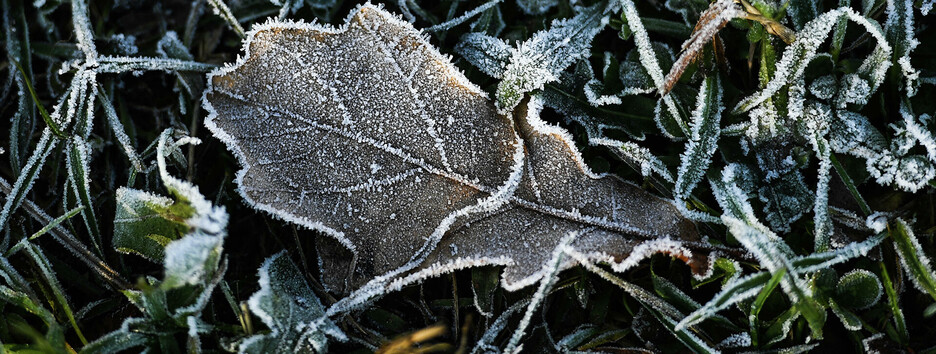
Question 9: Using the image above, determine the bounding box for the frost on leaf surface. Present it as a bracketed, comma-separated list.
[241, 252, 342, 353]
[203, 4, 702, 295]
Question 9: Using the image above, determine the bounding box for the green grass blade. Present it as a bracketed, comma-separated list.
[890, 218, 936, 301]
[749, 268, 786, 347]
[65, 137, 103, 256]
[0, 131, 60, 231]
[5, 206, 83, 256]
[829, 153, 871, 216]
[97, 87, 145, 172]
[879, 260, 909, 344]
[11, 60, 64, 138]
[23, 243, 88, 345]
[677, 271, 771, 331]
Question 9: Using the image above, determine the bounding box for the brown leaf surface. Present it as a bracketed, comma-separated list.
[203, 4, 702, 294]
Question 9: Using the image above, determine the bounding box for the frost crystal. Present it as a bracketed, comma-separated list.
[204, 5, 703, 298]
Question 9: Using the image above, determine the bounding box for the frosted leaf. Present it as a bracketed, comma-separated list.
[830, 110, 886, 158]
[836, 74, 871, 107]
[203, 5, 701, 297]
[809, 75, 837, 100]
[861, 106, 936, 193]
[674, 76, 723, 222]
[835, 269, 883, 310]
[162, 234, 224, 289]
[113, 187, 189, 262]
[516, 0, 558, 15]
[757, 172, 812, 233]
[892, 155, 935, 191]
[829, 299, 863, 331]
[900, 109, 936, 162]
[240, 252, 343, 353]
[496, 2, 612, 113]
[114, 130, 229, 262]
[455, 32, 511, 78]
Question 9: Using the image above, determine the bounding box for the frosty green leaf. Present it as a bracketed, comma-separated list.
[455, 32, 511, 78]
[114, 131, 226, 263]
[674, 75, 723, 222]
[495, 2, 612, 113]
[113, 187, 190, 262]
[204, 4, 702, 301]
[241, 252, 344, 353]
[835, 269, 882, 310]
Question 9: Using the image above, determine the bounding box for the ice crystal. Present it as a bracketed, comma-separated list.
[203, 4, 702, 300]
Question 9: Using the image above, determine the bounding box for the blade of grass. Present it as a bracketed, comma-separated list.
[11, 60, 64, 138]
[879, 260, 908, 344]
[5, 206, 83, 256]
[749, 268, 786, 348]
[205, 0, 245, 38]
[23, 243, 88, 345]
[65, 138, 103, 256]
[0, 130, 60, 231]
[97, 88, 145, 172]
[830, 153, 871, 216]
[889, 219, 936, 301]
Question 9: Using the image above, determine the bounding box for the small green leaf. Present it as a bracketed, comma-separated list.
[240, 252, 345, 353]
[113, 187, 190, 262]
[829, 298, 863, 331]
[835, 269, 882, 310]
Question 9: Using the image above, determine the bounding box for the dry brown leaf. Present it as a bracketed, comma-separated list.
[203, 4, 704, 295]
